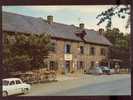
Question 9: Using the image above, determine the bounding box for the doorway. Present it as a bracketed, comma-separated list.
[65, 61, 70, 73]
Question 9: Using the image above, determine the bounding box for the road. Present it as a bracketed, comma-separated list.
[22, 74, 131, 96]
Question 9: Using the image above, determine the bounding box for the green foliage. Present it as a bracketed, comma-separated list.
[96, 5, 130, 29]
[3, 33, 51, 72]
[103, 28, 129, 49]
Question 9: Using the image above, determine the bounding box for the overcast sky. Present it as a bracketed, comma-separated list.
[2, 5, 130, 34]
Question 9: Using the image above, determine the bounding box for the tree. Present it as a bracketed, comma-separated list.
[3, 33, 51, 73]
[96, 1, 130, 29]
[96, 0, 131, 68]
[101, 28, 130, 67]
[103, 28, 129, 49]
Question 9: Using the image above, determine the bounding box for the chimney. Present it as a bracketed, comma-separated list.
[98, 28, 104, 35]
[47, 15, 53, 24]
[79, 23, 84, 29]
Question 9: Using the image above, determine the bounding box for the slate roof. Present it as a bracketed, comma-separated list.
[2, 11, 112, 46]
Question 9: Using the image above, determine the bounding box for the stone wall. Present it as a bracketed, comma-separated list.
[47, 38, 109, 74]
[4, 32, 109, 74]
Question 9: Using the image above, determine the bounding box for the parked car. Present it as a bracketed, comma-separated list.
[100, 66, 112, 75]
[2, 78, 31, 96]
[89, 67, 103, 75]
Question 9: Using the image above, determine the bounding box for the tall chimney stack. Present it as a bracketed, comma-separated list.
[47, 15, 53, 24]
[79, 23, 84, 29]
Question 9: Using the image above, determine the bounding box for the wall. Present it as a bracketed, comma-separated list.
[4, 32, 109, 74]
[48, 38, 109, 73]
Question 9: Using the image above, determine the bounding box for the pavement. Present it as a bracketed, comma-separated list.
[52, 77, 131, 96]
[56, 73, 84, 81]
[56, 73, 130, 83]
[21, 74, 131, 96]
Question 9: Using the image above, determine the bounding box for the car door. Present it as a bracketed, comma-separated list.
[8, 80, 17, 95]
[15, 79, 23, 94]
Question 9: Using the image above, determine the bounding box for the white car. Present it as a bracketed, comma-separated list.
[2, 78, 31, 96]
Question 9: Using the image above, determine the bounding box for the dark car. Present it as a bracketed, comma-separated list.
[87, 67, 103, 75]
[101, 66, 111, 75]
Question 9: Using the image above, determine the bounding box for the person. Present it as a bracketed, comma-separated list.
[96, 61, 99, 67]
[115, 63, 120, 73]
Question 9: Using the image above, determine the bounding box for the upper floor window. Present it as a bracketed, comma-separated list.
[101, 48, 106, 56]
[49, 42, 56, 52]
[80, 46, 84, 54]
[65, 44, 71, 53]
[90, 47, 95, 55]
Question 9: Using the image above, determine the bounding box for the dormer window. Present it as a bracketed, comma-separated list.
[75, 30, 87, 41]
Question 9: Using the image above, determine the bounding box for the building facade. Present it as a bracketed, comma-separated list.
[2, 12, 112, 74]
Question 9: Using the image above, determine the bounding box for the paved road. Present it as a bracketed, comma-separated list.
[22, 74, 131, 96]
[51, 77, 131, 96]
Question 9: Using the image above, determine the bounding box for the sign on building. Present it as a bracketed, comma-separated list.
[64, 54, 72, 60]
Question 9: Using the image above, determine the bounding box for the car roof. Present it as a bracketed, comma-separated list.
[3, 78, 21, 81]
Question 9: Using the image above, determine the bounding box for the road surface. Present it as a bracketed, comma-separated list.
[22, 74, 131, 96]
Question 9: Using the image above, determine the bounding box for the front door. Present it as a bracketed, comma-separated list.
[8, 80, 17, 95]
[65, 61, 70, 73]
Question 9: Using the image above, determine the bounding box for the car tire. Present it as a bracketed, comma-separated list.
[2, 91, 8, 96]
[23, 88, 29, 94]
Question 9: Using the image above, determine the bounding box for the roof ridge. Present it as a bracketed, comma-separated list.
[3, 11, 40, 19]
[3, 11, 112, 46]
[3, 11, 94, 31]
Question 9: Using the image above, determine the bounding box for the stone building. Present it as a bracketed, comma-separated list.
[2, 11, 112, 74]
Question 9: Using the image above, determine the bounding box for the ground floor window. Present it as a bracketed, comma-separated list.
[49, 61, 58, 71]
[77, 61, 84, 69]
[90, 61, 95, 69]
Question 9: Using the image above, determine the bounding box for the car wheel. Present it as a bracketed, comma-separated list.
[23, 88, 29, 94]
[2, 91, 8, 96]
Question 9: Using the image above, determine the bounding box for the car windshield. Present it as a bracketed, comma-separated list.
[96, 67, 101, 70]
[2, 80, 9, 86]
[103, 67, 109, 70]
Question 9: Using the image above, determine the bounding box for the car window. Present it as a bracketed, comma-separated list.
[104, 67, 109, 70]
[2, 80, 9, 86]
[9, 80, 15, 85]
[15, 80, 22, 84]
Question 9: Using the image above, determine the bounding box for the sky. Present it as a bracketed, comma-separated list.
[2, 5, 130, 34]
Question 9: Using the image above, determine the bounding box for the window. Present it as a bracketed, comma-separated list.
[80, 61, 84, 69]
[49, 42, 56, 52]
[9, 81, 15, 85]
[65, 44, 71, 53]
[101, 48, 106, 56]
[49, 61, 58, 70]
[77, 61, 84, 69]
[80, 46, 84, 54]
[90, 47, 95, 55]
[16, 80, 21, 84]
[3, 80, 9, 86]
[90, 61, 95, 68]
